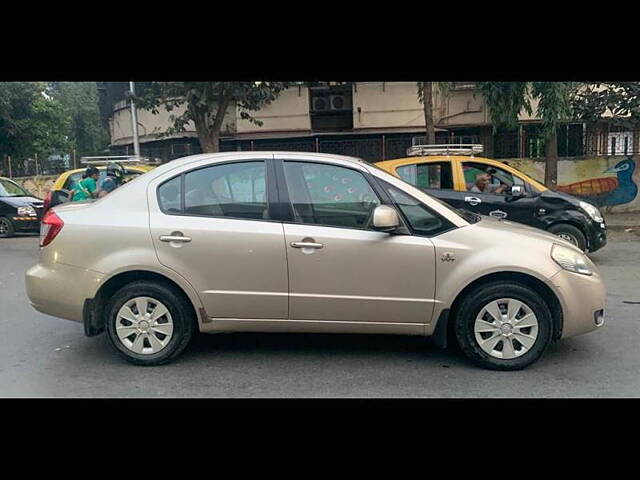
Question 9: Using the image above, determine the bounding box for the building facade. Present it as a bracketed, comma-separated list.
[98, 82, 638, 164]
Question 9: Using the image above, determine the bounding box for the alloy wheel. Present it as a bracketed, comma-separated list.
[474, 298, 539, 360]
[0, 219, 8, 235]
[115, 296, 174, 355]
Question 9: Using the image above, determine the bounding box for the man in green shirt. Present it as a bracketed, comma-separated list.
[72, 167, 101, 201]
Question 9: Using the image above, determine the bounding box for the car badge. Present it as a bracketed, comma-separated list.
[441, 252, 456, 262]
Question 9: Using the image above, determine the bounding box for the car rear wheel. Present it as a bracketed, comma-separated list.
[105, 281, 196, 366]
[548, 223, 587, 252]
[0, 217, 14, 238]
[454, 282, 553, 371]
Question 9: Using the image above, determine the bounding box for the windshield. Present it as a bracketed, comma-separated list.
[0, 179, 30, 197]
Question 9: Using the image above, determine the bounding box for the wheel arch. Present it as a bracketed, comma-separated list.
[83, 269, 205, 337]
[546, 220, 589, 249]
[436, 271, 564, 349]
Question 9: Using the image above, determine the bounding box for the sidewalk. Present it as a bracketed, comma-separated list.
[605, 211, 640, 230]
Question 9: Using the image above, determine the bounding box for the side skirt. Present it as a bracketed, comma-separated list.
[201, 318, 426, 336]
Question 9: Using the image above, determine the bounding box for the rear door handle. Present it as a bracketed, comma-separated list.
[160, 235, 192, 243]
[290, 241, 323, 249]
[464, 196, 482, 206]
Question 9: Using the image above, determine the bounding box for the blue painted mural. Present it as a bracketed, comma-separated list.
[557, 157, 638, 207]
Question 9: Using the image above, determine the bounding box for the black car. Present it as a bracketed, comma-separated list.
[0, 177, 44, 238]
[376, 155, 607, 253]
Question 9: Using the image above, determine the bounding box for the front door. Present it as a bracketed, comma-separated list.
[460, 161, 540, 226]
[278, 158, 437, 324]
[148, 158, 289, 319]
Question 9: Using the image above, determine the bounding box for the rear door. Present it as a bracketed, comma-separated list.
[148, 157, 289, 320]
[394, 160, 467, 209]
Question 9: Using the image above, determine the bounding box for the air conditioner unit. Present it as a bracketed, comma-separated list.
[312, 96, 329, 112]
[330, 94, 348, 111]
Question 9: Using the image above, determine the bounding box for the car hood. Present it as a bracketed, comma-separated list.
[472, 214, 581, 252]
[1, 196, 43, 207]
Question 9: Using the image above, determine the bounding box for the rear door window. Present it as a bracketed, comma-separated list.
[396, 162, 454, 190]
[183, 161, 268, 220]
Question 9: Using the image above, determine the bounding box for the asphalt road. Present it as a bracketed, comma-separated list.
[1, 230, 639, 397]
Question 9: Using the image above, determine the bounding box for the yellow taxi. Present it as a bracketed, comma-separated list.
[52, 163, 155, 191]
[375, 144, 607, 252]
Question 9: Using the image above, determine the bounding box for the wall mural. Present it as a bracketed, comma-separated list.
[509, 156, 639, 212]
[557, 158, 637, 207]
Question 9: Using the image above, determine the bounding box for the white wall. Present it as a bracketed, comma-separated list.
[110, 101, 236, 146]
[236, 85, 311, 134]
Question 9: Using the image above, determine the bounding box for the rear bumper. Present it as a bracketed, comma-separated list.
[25, 263, 105, 323]
[549, 268, 606, 338]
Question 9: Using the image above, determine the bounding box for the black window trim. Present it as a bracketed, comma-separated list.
[274, 158, 406, 233]
[156, 157, 283, 224]
[372, 177, 457, 238]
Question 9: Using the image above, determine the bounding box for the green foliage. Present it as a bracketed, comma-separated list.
[0, 82, 108, 161]
[135, 82, 293, 151]
[50, 82, 110, 154]
[571, 82, 640, 129]
[477, 82, 575, 138]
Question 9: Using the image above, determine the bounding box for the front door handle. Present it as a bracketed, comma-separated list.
[465, 196, 482, 206]
[290, 241, 323, 249]
[160, 235, 192, 243]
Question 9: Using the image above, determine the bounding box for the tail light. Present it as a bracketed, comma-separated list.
[43, 191, 52, 213]
[40, 209, 64, 247]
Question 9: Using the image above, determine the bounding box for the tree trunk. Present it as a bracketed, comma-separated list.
[544, 130, 559, 189]
[423, 82, 436, 144]
[191, 106, 220, 153]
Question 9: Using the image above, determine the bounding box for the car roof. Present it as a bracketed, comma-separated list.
[145, 151, 369, 177]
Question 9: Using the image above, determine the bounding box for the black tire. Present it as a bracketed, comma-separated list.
[0, 217, 15, 238]
[548, 223, 587, 252]
[454, 281, 553, 371]
[104, 280, 196, 366]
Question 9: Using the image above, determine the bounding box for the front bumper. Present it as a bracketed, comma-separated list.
[549, 268, 606, 338]
[587, 220, 607, 252]
[25, 263, 104, 323]
[11, 216, 40, 233]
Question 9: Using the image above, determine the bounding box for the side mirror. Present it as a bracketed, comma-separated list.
[372, 205, 400, 230]
[509, 185, 525, 197]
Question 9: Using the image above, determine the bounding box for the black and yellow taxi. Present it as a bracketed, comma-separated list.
[375, 145, 607, 252]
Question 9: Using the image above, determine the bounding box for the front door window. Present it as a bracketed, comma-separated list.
[462, 162, 527, 196]
[283, 161, 380, 229]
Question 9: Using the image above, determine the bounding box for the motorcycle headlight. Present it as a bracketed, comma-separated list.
[551, 244, 593, 276]
[579, 201, 603, 223]
[17, 206, 36, 216]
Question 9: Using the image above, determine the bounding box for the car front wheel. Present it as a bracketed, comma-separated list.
[454, 282, 553, 371]
[105, 281, 196, 366]
[548, 223, 587, 252]
[0, 217, 15, 238]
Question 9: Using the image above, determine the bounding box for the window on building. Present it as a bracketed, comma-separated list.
[608, 130, 634, 156]
[493, 128, 519, 159]
[557, 124, 585, 157]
